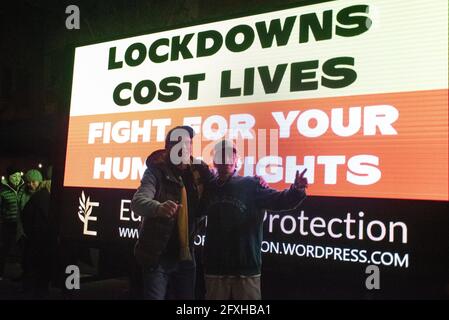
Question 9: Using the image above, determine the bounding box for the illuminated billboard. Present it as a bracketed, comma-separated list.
[61, 0, 448, 298]
[64, 0, 448, 200]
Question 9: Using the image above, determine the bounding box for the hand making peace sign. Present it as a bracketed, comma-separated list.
[294, 168, 308, 191]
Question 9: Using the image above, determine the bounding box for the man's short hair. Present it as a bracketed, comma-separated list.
[213, 140, 237, 165]
[213, 139, 237, 155]
[164, 126, 195, 149]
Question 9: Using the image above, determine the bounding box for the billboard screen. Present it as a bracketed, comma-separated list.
[61, 0, 448, 298]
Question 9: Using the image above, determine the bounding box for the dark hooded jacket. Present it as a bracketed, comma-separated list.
[200, 173, 307, 276]
[21, 180, 53, 242]
[131, 149, 214, 267]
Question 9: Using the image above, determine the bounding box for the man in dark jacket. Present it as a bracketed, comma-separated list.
[21, 180, 55, 298]
[0, 166, 25, 280]
[131, 126, 214, 300]
[17, 169, 43, 241]
[200, 140, 308, 300]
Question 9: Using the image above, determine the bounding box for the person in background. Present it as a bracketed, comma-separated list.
[21, 175, 54, 298]
[17, 169, 43, 289]
[18, 169, 43, 241]
[200, 140, 309, 300]
[0, 166, 25, 280]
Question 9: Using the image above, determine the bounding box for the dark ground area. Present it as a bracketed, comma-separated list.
[0, 259, 130, 300]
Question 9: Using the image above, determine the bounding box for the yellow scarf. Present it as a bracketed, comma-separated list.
[178, 185, 192, 261]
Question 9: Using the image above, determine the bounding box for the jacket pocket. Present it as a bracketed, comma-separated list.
[134, 216, 175, 268]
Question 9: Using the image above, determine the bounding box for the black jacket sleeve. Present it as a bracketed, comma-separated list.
[194, 160, 216, 187]
[254, 179, 306, 212]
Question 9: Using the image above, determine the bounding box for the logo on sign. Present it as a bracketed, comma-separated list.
[78, 191, 99, 236]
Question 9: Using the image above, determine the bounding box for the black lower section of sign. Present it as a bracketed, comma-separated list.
[58, 187, 449, 299]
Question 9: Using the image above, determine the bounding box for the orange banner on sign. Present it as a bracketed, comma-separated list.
[64, 89, 448, 201]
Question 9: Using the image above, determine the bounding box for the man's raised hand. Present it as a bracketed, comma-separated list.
[255, 174, 269, 189]
[294, 168, 308, 191]
[157, 200, 180, 218]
